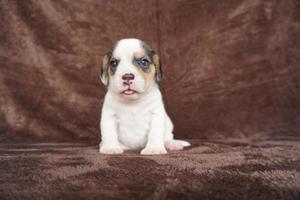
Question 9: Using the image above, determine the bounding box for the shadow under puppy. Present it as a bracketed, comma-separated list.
[100, 38, 190, 155]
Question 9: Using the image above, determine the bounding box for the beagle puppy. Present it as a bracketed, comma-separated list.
[99, 38, 190, 155]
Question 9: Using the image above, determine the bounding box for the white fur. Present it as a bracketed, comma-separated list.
[99, 39, 190, 155]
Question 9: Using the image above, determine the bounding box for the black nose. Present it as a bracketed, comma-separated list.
[122, 73, 135, 81]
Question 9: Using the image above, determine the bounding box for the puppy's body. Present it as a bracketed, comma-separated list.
[102, 84, 173, 150]
[100, 38, 190, 155]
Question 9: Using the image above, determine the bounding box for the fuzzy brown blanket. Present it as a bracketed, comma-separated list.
[1, 1, 299, 199]
[1, 0, 300, 142]
[0, 139, 299, 200]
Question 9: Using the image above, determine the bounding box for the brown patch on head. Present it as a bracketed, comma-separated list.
[141, 63, 156, 91]
[140, 41, 163, 82]
[134, 49, 147, 60]
[133, 48, 156, 91]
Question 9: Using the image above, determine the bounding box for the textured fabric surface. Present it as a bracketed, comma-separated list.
[1, 1, 299, 199]
[0, 139, 299, 200]
[0, 0, 299, 142]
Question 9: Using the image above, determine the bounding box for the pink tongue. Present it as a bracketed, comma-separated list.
[124, 89, 134, 94]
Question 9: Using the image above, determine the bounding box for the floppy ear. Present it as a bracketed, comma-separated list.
[100, 51, 112, 86]
[152, 54, 163, 82]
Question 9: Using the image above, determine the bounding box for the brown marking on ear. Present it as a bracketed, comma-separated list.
[100, 51, 112, 86]
[152, 54, 163, 82]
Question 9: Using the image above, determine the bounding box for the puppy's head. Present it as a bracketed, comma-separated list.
[100, 38, 163, 100]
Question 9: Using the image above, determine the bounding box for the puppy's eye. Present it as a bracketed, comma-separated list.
[139, 58, 150, 68]
[110, 59, 119, 69]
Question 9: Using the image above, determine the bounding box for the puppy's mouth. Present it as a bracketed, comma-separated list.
[122, 88, 137, 95]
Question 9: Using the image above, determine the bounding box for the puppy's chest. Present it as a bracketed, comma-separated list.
[116, 109, 152, 134]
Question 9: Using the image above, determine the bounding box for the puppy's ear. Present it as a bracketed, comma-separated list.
[100, 50, 112, 86]
[152, 54, 163, 82]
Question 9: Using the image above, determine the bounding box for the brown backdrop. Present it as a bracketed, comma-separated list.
[0, 0, 299, 143]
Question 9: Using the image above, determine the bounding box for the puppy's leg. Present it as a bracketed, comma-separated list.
[141, 112, 167, 155]
[99, 108, 123, 155]
[164, 116, 191, 151]
[165, 139, 191, 151]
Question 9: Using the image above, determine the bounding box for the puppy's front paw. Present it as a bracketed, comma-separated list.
[140, 146, 167, 155]
[100, 146, 124, 154]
